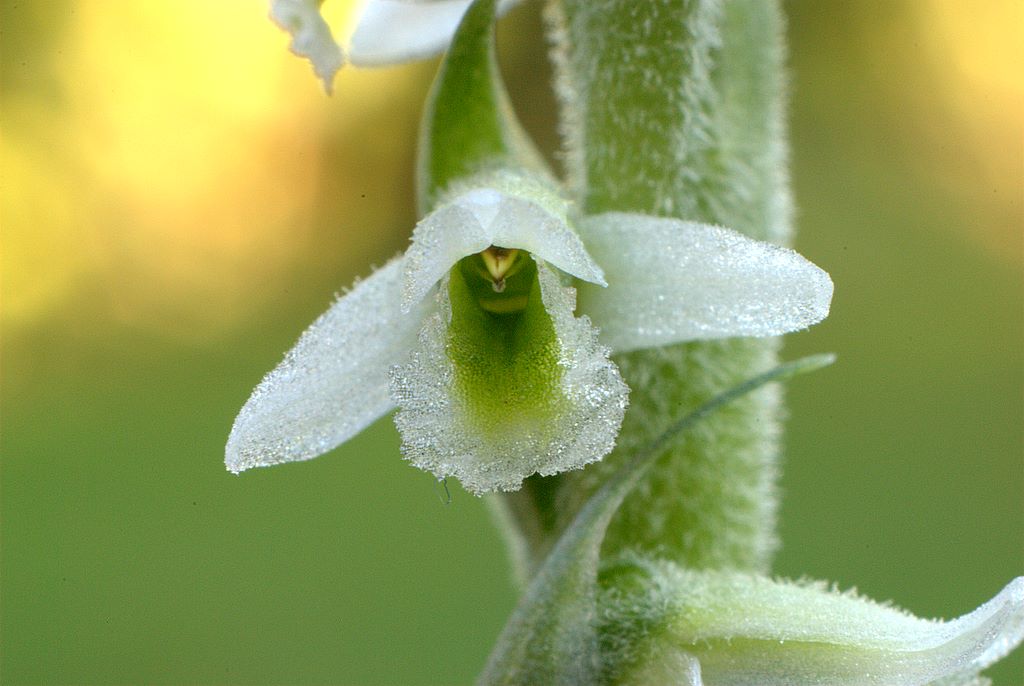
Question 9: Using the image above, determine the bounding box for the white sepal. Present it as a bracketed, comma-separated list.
[269, 0, 345, 93]
[577, 212, 833, 352]
[226, 258, 424, 473]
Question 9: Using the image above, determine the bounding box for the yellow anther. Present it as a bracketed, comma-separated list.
[481, 247, 520, 293]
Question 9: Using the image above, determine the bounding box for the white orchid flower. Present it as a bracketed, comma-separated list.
[225, 171, 832, 494]
[269, 0, 520, 92]
[233, 0, 833, 494]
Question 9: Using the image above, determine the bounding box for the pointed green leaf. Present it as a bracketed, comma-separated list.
[417, 0, 546, 213]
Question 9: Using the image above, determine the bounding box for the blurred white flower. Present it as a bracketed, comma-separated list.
[269, 0, 521, 92]
[225, 177, 832, 494]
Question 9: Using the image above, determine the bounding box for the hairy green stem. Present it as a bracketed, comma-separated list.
[495, 0, 792, 577]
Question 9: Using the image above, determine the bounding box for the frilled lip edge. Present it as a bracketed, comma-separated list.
[390, 257, 629, 495]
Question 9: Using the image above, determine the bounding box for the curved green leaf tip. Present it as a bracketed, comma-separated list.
[417, 0, 546, 214]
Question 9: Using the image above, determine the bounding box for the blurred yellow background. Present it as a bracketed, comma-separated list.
[2, 1, 1021, 684]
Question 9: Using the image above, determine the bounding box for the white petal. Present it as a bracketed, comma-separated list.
[349, 0, 520, 67]
[226, 258, 424, 473]
[269, 0, 345, 93]
[489, 193, 605, 285]
[608, 562, 1024, 686]
[390, 259, 627, 495]
[577, 212, 833, 352]
[402, 188, 605, 312]
[401, 197, 491, 312]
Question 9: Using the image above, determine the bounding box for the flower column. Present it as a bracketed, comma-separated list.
[526, 0, 793, 571]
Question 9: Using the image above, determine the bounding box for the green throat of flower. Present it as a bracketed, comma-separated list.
[447, 248, 567, 437]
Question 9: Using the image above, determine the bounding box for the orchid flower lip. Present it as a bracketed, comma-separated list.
[390, 253, 628, 495]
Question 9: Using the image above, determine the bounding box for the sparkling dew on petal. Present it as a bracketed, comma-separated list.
[577, 212, 833, 352]
[534, 261, 627, 476]
[401, 198, 493, 312]
[226, 258, 423, 473]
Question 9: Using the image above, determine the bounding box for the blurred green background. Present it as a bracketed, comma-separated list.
[2, 1, 1021, 684]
